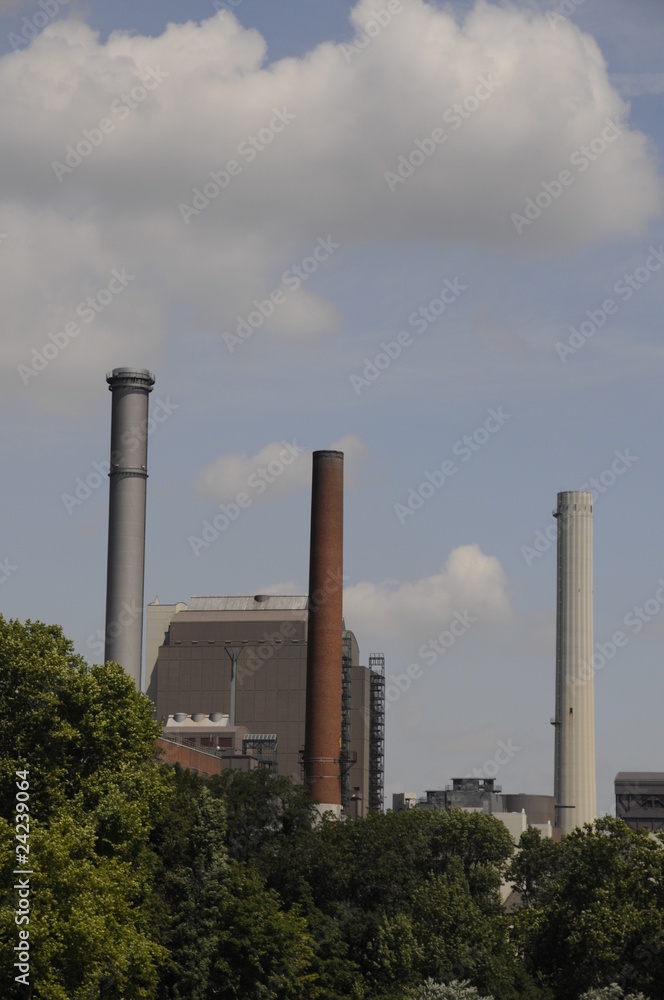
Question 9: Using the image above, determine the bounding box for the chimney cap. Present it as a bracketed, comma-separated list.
[106, 367, 155, 388]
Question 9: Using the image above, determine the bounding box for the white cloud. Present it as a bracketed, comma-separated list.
[343, 543, 512, 639]
[192, 432, 368, 504]
[0, 1, 660, 411]
[610, 73, 664, 97]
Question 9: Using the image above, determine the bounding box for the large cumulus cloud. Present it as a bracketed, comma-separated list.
[343, 542, 512, 639]
[0, 0, 660, 410]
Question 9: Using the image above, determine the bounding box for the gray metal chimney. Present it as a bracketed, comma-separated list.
[104, 367, 155, 688]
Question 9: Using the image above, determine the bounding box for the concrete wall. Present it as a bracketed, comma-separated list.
[554, 490, 596, 833]
[156, 610, 308, 785]
[504, 794, 555, 826]
[156, 737, 258, 776]
[145, 600, 187, 703]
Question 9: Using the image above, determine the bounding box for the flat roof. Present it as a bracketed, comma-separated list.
[615, 772, 664, 782]
[187, 595, 308, 612]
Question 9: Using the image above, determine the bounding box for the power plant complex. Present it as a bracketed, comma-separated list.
[101, 367, 608, 832]
[103, 368, 384, 817]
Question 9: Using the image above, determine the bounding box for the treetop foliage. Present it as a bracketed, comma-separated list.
[1, 615, 663, 1000]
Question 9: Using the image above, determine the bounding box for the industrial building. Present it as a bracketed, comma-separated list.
[99, 369, 606, 831]
[146, 595, 385, 818]
[615, 772, 664, 832]
[100, 373, 385, 818]
[392, 778, 555, 843]
[157, 712, 261, 777]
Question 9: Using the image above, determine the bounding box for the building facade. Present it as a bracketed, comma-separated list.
[392, 778, 555, 842]
[146, 595, 383, 817]
[615, 772, 664, 832]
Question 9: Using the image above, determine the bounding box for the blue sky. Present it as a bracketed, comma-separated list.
[1, 0, 663, 816]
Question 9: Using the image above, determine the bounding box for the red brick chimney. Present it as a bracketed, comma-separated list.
[303, 450, 344, 813]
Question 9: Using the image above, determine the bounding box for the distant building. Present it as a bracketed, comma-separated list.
[157, 711, 269, 777]
[392, 777, 554, 842]
[615, 772, 664, 832]
[503, 793, 556, 827]
[392, 792, 417, 812]
[419, 777, 506, 815]
[145, 595, 385, 817]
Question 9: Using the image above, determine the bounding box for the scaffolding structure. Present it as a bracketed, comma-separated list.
[242, 734, 278, 773]
[369, 653, 385, 812]
[340, 633, 354, 816]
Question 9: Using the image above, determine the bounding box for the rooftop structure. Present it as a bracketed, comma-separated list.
[615, 772, 664, 832]
[393, 778, 554, 842]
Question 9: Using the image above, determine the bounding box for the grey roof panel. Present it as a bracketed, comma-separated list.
[187, 595, 308, 612]
[615, 772, 664, 783]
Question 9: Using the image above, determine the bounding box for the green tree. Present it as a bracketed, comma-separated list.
[416, 979, 495, 999]
[0, 616, 169, 832]
[155, 782, 229, 999]
[232, 793, 532, 998]
[509, 819, 664, 1000]
[154, 766, 320, 1000]
[579, 986, 649, 1000]
[208, 766, 317, 863]
[212, 861, 320, 999]
[0, 806, 166, 999]
[0, 616, 171, 999]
